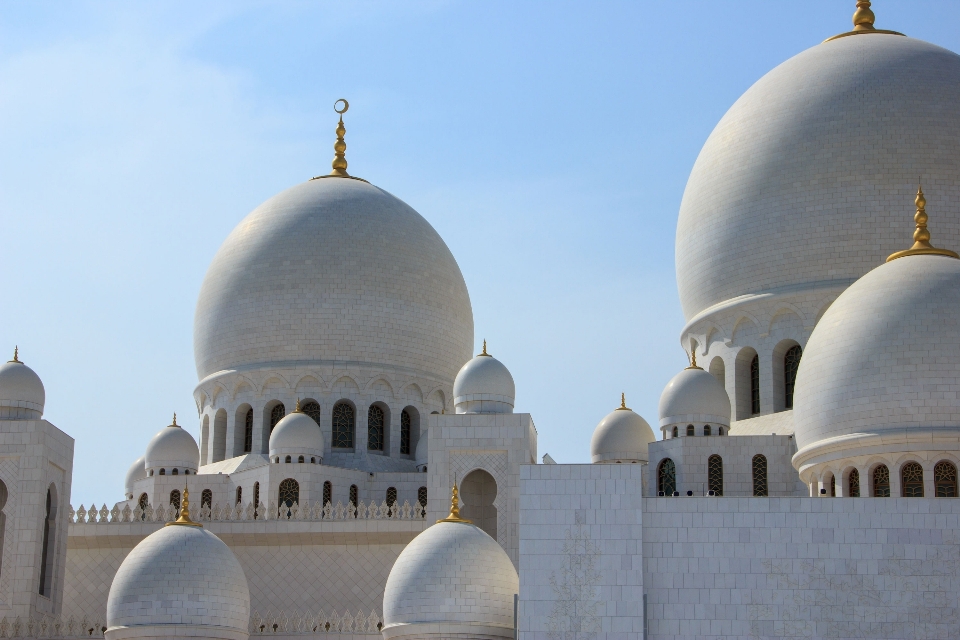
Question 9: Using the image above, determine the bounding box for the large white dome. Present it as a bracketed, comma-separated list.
[382, 517, 518, 639]
[793, 253, 960, 467]
[452, 345, 515, 414]
[144, 416, 200, 474]
[106, 520, 250, 640]
[658, 366, 731, 429]
[676, 33, 960, 322]
[194, 177, 473, 383]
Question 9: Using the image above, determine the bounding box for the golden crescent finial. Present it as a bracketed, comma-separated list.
[825, 0, 904, 42]
[887, 184, 960, 262]
[167, 482, 202, 527]
[330, 99, 350, 177]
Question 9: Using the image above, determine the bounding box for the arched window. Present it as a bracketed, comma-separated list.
[278, 479, 299, 518]
[848, 469, 860, 497]
[686, 425, 695, 437]
[138, 493, 148, 510]
[172, 468, 179, 476]
[934, 461, 958, 497]
[718, 427, 725, 436]
[873, 465, 890, 497]
[349, 484, 358, 517]
[752, 455, 767, 496]
[159, 469, 165, 476]
[460, 470, 497, 539]
[311, 457, 316, 464]
[298, 455, 304, 463]
[253, 482, 260, 519]
[708, 455, 723, 496]
[830, 474, 836, 497]
[243, 408, 253, 453]
[400, 410, 412, 455]
[901, 462, 924, 497]
[657, 459, 676, 496]
[386, 487, 398, 516]
[201, 489, 213, 509]
[332, 402, 355, 448]
[672, 426, 678, 438]
[270, 403, 286, 433]
[236, 487, 242, 505]
[418, 486, 428, 511]
[285, 455, 291, 463]
[750, 354, 760, 415]
[368, 405, 385, 452]
[784, 345, 802, 409]
[38, 486, 57, 596]
[301, 401, 322, 426]
[323, 481, 332, 506]
[703, 425, 711, 436]
[170, 490, 181, 512]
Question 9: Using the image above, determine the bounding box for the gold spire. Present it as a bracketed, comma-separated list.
[8, 346, 19, 363]
[166, 484, 202, 528]
[170, 413, 178, 427]
[686, 345, 702, 370]
[294, 398, 302, 413]
[330, 99, 350, 177]
[436, 481, 472, 524]
[479, 339, 491, 357]
[825, 1, 904, 42]
[616, 392, 630, 411]
[887, 184, 960, 262]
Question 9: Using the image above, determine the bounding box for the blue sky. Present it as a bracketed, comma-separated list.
[2, 1, 959, 505]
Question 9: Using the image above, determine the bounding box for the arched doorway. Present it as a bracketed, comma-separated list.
[460, 469, 497, 540]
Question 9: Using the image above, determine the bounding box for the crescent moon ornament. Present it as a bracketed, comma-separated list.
[334, 99, 349, 115]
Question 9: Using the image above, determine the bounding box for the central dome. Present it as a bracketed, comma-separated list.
[194, 177, 474, 383]
[676, 34, 960, 321]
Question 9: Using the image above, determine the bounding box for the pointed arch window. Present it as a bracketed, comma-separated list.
[848, 469, 860, 497]
[784, 345, 802, 409]
[386, 487, 398, 516]
[752, 455, 767, 496]
[38, 487, 56, 596]
[418, 486, 428, 511]
[323, 481, 332, 506]
[400, 410, 412, 455]
[270, 404, 285, 433]
[830, 474, 836, 497]
[750, 354, 760, 414]
[236, 487, 242, 505]
[301, 401, 322, 427]
[332, 402, 355, 449]
[935, 461, 958, 497]
[278, 479, 299, 518]
[873, 465, 890, 497]
[349, 484, 359, 517]
[901, 462, 924, 497]
[708, 455, 723, 496]
[368, 405, 385, 452]
[201, 489, 213, 509]
[170, 490, 181, 512]
[243, 409, 253, 453]
[253, 482, 260, 519]
[672, 426, 678, 438]
[657, 459, 676, 496]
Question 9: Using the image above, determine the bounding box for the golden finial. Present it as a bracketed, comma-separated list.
[166, 484, 202, 528]
[825, 1, 904, 42]
[330, 99, 350, 177]
[616, 392, 630, 411]
[887, 184, 960, 262]
[686, 344, 702, 370]
[169, 413, 178, 427]
[9, 346, 19, 363]
[294, 398, 302, 413]
[436, 480, 472, 524]
[479, 339, 491, 357]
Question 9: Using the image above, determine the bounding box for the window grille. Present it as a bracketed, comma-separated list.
[901, 462, 924, 497]
[332, 402, 355, 448]
[301, 401, 322, 427]
[935, 461, 958, 497]
[386, 487, 398, 517]
[270, 404, 285, 432]
[750, 354, 760, 414]
[708, 455, 723, 496]
[243, 408, 253, 453]
[253, 482, 260, 519]
[368, 405, 385, 451]
[703, 425, 711, 436]
[418, 486, 427, 511]
[752, 455, 767, 496]
[848, 469, 860, 497]
[686, 424, 695, 437]
[323, 481, 332, 506]
[236, 487, 242, 504]
[783, 345, 802, 409]
[400, 410, 412, 455]
[278, 479, 299, 518]
[350, 485, 359, 517]
[657, 459, 676, 496]
[138, 493, 149, 510]
[170, 490, 181, 512]
[873, 465, 890, 497]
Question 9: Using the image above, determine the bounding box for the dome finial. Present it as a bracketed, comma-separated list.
[479, 339, 490, 357]
[330, 99, 350, 177]
[171, 413, 178, 427]
[166, 483, 202, 528]
[9, 346, 19, 363]
[616, 392, 630, 411]
[436, 478, 472, 524]
[294, 398, 302, 413]
[825, 1, 904, 42]
[887, 183, 960, 262]
[686, 343, 702, 370]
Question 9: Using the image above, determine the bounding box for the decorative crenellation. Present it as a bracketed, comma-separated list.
[66, 499, 427, 524]
[250, 609, 382, 635]
[0, 615, 106, 638]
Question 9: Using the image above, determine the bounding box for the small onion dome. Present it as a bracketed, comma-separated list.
[658, 352, 731, 434]
[144, 414, 200, 475]
[106, 489, 250, 640]
[268, 400, 324, 463]
[414, 429, 428, 471]
[0, 347, 45, 420]
[452, 340, 515, 414]
[590, 394, 656, 463]
[124, 456, 145, 501]
[382, 485, 518, 640]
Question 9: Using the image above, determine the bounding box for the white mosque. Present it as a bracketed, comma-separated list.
[2, 2, 960, 638]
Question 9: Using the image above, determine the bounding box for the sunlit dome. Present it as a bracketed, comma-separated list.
[0, 348, 45, 420]
[676, 25, 960, 323]
[452, 342, 515, 414]
[144, 415, 200, 475]
[658, 360, 731, 430]
[268, 402, 324, 462]
[590, 395, 655, 463]
[124, 456, 145, 501]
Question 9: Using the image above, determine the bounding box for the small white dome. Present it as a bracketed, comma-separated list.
[453, 344, 515, 414]
[268, 406, 324, 462]
[0, 350, 45, 419]
[144, 415, 200, 474]
[590, 397, 655, 463]
[794, 252, 960, 468]
[414, 428, 428, 470]
[106, 518, 250, 639]
[124, 456, 145, 500]
[658, 365, 731, 429]
[383, 516, 518, 639]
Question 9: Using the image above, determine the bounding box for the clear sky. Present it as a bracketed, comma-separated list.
[2, 1, 959, 506]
